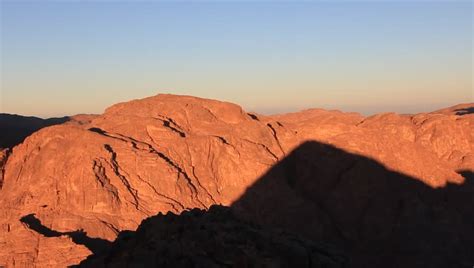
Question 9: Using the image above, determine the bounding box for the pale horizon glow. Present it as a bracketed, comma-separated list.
[1, 1, 472, 118]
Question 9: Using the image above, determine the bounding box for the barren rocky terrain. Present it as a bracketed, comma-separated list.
[0, 94, 472, 267]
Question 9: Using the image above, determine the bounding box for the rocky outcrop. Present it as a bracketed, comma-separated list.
[78, 205, 347, 267]
[0, 149, 9, 188]
[0, 94, 472, 267]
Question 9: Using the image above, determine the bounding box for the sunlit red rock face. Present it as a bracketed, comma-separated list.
[0, 149, 9, 188]
[0, 94, 472, 267]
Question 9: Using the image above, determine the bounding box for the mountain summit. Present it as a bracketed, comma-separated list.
[0, 94, 472, 267]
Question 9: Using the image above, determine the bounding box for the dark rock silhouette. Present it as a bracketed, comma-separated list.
[0, 114, 69, 149]
[49, 141, 473, 268]
[20, 214, 111, 255]
[78, 205, 346, 267]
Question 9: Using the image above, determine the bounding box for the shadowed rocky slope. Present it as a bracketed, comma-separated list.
[233, 142, 474, 267]
[78, 205, 347, 267]
[0, 94, 472, 267]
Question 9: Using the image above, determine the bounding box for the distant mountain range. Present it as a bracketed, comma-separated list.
[0, 114, 70, 149]
[0, 113, 99, 149]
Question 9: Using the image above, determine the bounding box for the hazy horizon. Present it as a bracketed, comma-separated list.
[0, 92, 471, 119]
[1, 1, 472, 118]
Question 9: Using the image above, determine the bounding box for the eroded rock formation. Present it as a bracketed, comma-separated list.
[0, 94, 472, 267]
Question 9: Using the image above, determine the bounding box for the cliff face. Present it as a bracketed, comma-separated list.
[0, 94, 472, 267]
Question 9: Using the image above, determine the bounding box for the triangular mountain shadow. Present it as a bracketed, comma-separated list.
[232, 141, 474, 267]
[21, 141, 474, 267]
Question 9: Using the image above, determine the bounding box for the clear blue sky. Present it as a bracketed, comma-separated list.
[1, 1, 472, 117]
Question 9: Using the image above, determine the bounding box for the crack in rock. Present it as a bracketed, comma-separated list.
[267, 122, 285, 156]
[103, 144, 141, 211]
[136, 174, 185, 212]
[92, 159, 120, 202]
[243, 139, 279, 162]
[154, 115, 186, 137]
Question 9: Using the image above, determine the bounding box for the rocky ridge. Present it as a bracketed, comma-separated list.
[0, 94, 472, 267]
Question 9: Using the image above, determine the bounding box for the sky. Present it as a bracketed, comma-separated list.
[1, 1, 472, 118]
